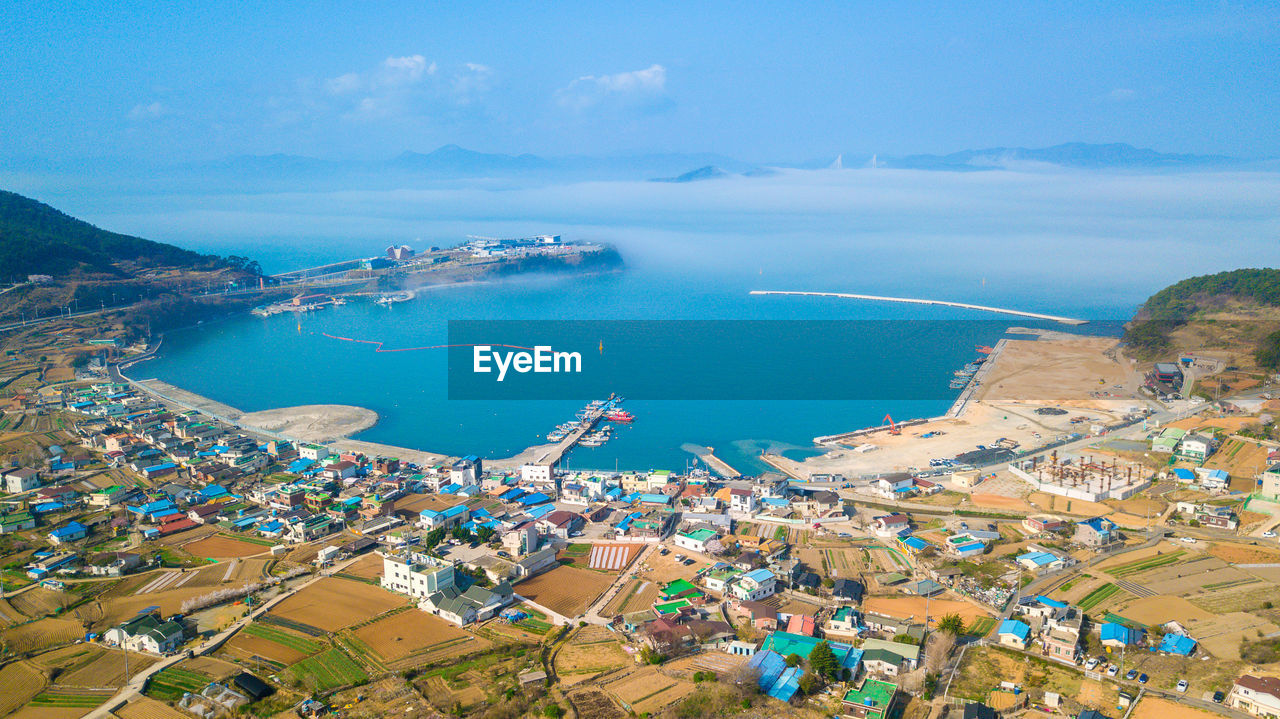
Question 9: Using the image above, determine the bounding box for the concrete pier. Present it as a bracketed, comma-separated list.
[750, 290, 1087, 325]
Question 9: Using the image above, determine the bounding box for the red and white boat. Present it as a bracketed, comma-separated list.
[603, 410, 634, 422]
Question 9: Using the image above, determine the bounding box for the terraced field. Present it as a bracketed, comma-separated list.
[1079, 583, 1123, 611]
[145, 667, 211, 701]
[286, 647, 368, 692]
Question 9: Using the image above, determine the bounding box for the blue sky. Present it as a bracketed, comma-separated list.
[3, 1, 1278, 162]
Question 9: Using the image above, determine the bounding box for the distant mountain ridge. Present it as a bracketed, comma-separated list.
[649, 165, 730, 183]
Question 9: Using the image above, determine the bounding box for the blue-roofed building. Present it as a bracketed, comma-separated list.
[419, 503, 470, 530]
[1159, 633, 1196, 656]
[636, 493, 671, 506]
[519, 492, 551, 506]
[758, 632, 864, 677]
[499, 488, 524, 502]
[525, 504, 557, 520]
[1075, 517, 1119, 547]
[997, 619, 1032, 649]
[1016, 550, 1066, 571]
[438, 483, 463, 494]
[32, 501, 65, 514]
[197, 485, 229, 501]
[1100, 622, 1144, 647]
[1037, 595, 1068, 609]
[899, 536, 931, 555]
[747, 650, 786, 693]
[288, 458, 315, 473]
[48, 521, 87, 545]
[1172, 468, 1196, 481]
[732, 568, 778, 601]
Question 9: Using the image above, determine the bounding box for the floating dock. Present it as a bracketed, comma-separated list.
[750, 290, 1087, 325]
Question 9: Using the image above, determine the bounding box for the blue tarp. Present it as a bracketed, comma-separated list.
[32, 502, 65, 513]
[519, 492, 551, 506]
[1160, 633, 1196, 655]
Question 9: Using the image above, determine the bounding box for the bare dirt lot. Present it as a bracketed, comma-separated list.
[602, 577, 660, 616]
[269, 577, 406, 632]
[1130, 696, 1222, 719]
[182, 535, 270, 559]
[516, 565, 616, 618]
[340, 553, 385, 580]
[978, 336, 1134, 404]
[861, 594, 992, 626]
[1114, 595, 1213, 625]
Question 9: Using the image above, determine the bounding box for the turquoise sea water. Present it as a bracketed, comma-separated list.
[139, 269, 1125, 473]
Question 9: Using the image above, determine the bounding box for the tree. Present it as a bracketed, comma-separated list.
[808, 641, 839, 680]
[785, 653, 802, 667]
[424, 528, 445, 548]
[797, 671, 821, 696]
[937, 613, 966, 636]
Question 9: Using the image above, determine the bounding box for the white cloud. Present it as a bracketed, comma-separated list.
[451, 63, 493, 104]
[1106, 88, 1136, 101]
[128, 101, 169, 120]
[306, 55, 488, 122]
[556, 64, 669, 111]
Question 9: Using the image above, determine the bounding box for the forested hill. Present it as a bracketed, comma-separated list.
[1135, 269, 1280, 320]
[1125, 268, 1280, 367]
[0, 190, 224, 281]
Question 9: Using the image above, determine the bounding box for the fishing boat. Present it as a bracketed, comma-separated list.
[604, 410, 634, 422]
[547, 431, 567, 442]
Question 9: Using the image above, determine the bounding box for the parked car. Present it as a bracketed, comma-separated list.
[1138, 674, 1148, 684]
[1177, 680, 1189, 693]
[1085, 658, 1100, 670]
[1213, 691, 1225, 703]
[1106, 665, 1119, 677]
[1181, 537, 1198, 544]
[1126, 669, 1138, 680]
[1263, 531, 1277, 538]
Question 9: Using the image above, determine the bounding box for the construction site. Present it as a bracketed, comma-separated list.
[1008, 452, 1152, 502]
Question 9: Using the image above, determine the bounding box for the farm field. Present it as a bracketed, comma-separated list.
[601, 577, 660, 616]
[0, 662, 47, 716]
[223, 622, 323, 665]
[554, 625, 631, 685]
[89, 559, 270, 627]
[287, 647, 368, 692]
[115, 696, 190, 719]
[598, 665, 696, 715]
[9, 588, 77, 618]
[861, 595, 992, 626]
[268, 577, 405, 632]
[1210, 542, 1280, 565]
[59, 646, 157, 687]
[1201, 439, 1270, 479]
[395, 494, 466, 513]
[145, 667, 214, 701]
[182, 534, 270, 559]
[1078, 583, 1124, 611]
[1183, 612, 1280, 660]
[0, 617, 84, 654]
[1115, 595, 1213, 625]
[338, 553, 384, 580]
[1131, 556, 1258, 596]
[350, 609, 488, 666]
[516, 565, 615, 618]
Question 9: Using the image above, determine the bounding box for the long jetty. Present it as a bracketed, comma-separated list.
[749, 290, 1087, 325]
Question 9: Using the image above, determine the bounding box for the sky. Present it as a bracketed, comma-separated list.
[3, 1, 1279, 164]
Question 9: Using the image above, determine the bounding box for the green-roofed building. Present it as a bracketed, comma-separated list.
[654, 599, 691, 615]
[842, 679, 899, 719]
[662, 578, 699, 600]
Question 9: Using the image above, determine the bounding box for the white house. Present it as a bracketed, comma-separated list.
[521, 464, 552, 485]
[730, 568, 777, 601]
[3, 467, 42, 494]
[673, 528, 719, 554]
[727, 488, 756, 513]
[872, 474, 914, 499]
[1230, 675, 1280, 719]
[104, 613, 185, 654]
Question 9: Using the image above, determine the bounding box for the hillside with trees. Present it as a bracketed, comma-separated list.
[1124, 268, 1280, 369]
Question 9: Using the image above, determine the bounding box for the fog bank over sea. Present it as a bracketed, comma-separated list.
[47, 166, 1280, 312]
[70, 166, 1280, 471]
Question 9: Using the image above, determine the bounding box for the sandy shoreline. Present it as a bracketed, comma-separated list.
[238, 405, 379, 444]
